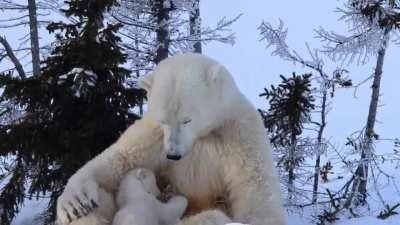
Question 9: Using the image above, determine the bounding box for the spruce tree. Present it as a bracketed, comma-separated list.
[259, 72, 315, 200]
[0, 0, 145, 223]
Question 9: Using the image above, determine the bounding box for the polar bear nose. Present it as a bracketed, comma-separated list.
[166, 154, 182, 160]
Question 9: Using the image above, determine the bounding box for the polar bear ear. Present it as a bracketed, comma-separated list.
[138, 74, 154, 94]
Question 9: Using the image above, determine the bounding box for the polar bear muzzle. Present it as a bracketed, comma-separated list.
[166, 154, 182, 161]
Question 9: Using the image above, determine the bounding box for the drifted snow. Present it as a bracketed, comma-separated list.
[226, 223, 250, 225]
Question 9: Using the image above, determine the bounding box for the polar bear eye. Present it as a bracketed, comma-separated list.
[182, 119, 192, 125]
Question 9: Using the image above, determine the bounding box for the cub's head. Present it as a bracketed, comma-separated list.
[128, 168, 160, 196]
[139, 53, 239, 161]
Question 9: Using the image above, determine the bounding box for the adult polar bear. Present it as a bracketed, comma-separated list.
[56, 53, 286, 225]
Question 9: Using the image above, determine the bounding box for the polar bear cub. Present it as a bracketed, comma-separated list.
[113, 168, 188, 225]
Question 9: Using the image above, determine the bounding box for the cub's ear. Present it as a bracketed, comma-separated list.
[136, 168, 147, 181]
[138, 73, 154, 94]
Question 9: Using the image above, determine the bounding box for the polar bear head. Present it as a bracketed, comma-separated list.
[126, 168, 160, 196]
[139, 53, 241, 160]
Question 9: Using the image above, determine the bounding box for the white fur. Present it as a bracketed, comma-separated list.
[56, 53, 286, 225]
[177, 210, 231, 225]
[67, 188, 116, 225]
[113, 168, 187, 225]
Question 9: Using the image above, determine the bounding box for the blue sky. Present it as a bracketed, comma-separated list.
[201, 0, 400, 146]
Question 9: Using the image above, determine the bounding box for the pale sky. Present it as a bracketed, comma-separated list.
[1, 0, 399, 146]
[201, 0, 400, 146]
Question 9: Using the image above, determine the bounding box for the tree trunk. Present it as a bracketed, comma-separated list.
[153, 0, 170, 64]
[28, 0, 41, 76]
[312, 91, 327, 203]
[288, 133, 296, 201]
[134, 38, 144, 116]
[0, 36, 26, 78]
[345, 28, 390, 207]
[189, 0, 202, 53]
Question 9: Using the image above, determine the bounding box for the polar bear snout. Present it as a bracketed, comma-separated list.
[162, 123, 195, 161]
[164, 137, 183, 160]
[165, 141, 191, 160]
[166, 153, 182, 160]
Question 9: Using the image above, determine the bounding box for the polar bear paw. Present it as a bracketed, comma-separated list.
[56, 179, 99, 225]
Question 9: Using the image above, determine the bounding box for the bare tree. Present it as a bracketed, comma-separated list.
[189, 0, 201, 53]
[111, 0, 239, 72]
[315, 0, 400, 206]
[153, 0, 172, 64]
[28, 0, 41, 76]
[0, 36, 26, 78]
[0, 0, 61, 75]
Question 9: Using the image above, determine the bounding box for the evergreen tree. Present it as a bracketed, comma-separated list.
[259, 72, 315, 201]
[0, 0, 145, 223]
[259, 20, 353, 203]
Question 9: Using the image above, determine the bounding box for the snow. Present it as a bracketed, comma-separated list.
[335, 216, 399, 225]
[12, 203, 399, 225]
[96, 28, 108, 43]
[11, 146, 400, 225]
[11, 198, 48, 225]
[57, 67, 98, 97]
[286, 210, 400, 225]
[163, 0, 171, 9]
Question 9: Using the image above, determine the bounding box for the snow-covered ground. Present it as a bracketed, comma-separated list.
[289, 207, 400, 225]
[12, 200, 400, 225]
[288, 213, 400, 225]
[11, 145, 400, 225]
[282, 138, 400, 225]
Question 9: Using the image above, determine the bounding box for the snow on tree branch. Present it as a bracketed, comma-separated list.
[259, 20, 325, 75]
[315, 26, 386, 65]
[259, 20, 293, 61]
[111, 0, 241, 71]
[315, 0, 399, 65]
[171, 14, 242, 49]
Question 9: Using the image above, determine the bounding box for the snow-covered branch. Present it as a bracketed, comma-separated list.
[315, 0, 399, 65]
[171, 14, 241, 49]
[259, 20, 327, 75]
[0, 36, 26, 78]
[259, 20, 293, 62]
[315, 26, 385, 64]
[111, 0, 240, 71]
